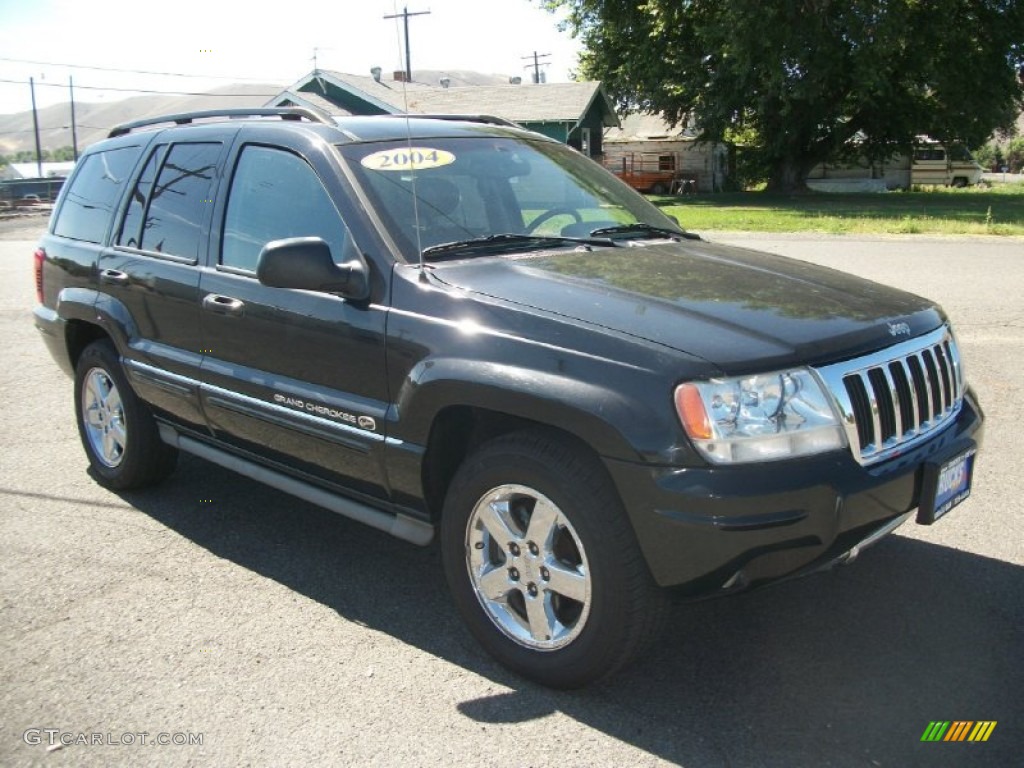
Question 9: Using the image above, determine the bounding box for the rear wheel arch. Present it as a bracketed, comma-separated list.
[56, 288, 137, 370]
[65, 320, 111, 370]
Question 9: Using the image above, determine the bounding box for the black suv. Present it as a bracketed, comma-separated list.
[33, 108, 983, 688]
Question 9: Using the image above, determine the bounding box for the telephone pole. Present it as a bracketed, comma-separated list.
[522, 51, 551, 84]
[69, 76, 79, 161]
[383, 6, 431, 82]
[29, 77, 43, 177]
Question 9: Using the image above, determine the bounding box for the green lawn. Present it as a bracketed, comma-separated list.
[654, 182, 1024, 236]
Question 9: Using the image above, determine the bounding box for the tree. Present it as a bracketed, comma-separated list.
[1007, 137, 1024, 172]
[972, 142, 1004, 171]
[50, 146, 76, 162]
[546, 0, 1024, 191]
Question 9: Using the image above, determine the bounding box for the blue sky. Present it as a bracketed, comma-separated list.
[0, 0, 582, 115]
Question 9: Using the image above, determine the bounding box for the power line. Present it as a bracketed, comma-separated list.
[0, 56, 277, 83]
[0, 78, 278, 98]
[0, 124, 107, 135]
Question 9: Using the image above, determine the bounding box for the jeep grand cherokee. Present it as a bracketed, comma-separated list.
[33, 108, 983, 688]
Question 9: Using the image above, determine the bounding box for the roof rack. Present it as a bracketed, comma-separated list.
[378, 113, 521, 129]
[107, 107, 331, 138]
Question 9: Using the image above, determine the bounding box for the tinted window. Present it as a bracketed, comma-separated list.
[141, 143, 220, 259]
[222, 146, 352, 272]
[53, 146, 141, 243]
[117, 145, 165, 249]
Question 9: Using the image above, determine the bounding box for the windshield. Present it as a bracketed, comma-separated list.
[337, 136, 683, 262]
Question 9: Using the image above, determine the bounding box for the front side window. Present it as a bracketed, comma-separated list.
[53, 145, 142, 243]
[221, 145, 352, 272]
[140, 142, 221, 259]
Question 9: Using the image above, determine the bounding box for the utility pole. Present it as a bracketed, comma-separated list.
[29, 77, 43, 177]
[522, 51, 551, 84]
[69, 76, 78, 161]
[383, 6, 431, 82]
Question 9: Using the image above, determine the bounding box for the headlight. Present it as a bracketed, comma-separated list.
[674, 369, 846, 463]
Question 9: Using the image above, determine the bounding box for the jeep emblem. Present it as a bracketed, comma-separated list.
[357, 416, 377, 431]
[887, 321, 911, 337]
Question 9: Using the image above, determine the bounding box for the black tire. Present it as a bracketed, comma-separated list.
[441, 429, 668, 688]
[650, 182, 668, 195]
[74, 339, 177, 490]
[951, 177, 968, 188]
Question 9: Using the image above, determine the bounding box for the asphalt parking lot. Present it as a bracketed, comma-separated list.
[2, 217, 1021, 767]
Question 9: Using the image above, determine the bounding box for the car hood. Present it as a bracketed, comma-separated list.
[428, 240, 944, 374]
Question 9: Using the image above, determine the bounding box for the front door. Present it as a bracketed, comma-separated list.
[197, 142, 390, 500]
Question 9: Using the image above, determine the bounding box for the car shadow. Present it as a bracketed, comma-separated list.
[117, 454, 1023, 768]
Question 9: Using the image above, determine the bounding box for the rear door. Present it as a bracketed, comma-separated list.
[197, 133, 390, 500]
[100, 134, 230, 428]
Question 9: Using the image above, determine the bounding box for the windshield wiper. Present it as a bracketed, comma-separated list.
[421, 233, 614, 260]
[587, 223, 699, 240]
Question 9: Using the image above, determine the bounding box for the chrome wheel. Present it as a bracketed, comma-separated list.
[465, 484, 591, 650]
[81, 366, 126, 468]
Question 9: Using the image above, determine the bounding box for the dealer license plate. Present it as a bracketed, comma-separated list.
[917, 446, 977, 525]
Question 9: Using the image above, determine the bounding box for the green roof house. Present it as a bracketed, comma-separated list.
[269, 70, 619, 159]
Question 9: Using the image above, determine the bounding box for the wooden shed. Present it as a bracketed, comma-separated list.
[602, 114, 729, 193]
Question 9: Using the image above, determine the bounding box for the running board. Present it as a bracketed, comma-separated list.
[158, 424, 434, 546]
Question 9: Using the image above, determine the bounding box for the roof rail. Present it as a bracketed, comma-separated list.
[108, 107, 331, 138]
[379, 113, 521, 129]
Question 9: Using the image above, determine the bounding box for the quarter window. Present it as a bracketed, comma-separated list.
[221, 146, 353, 273]
[53, 145, 142, 244]
[117, 145, 165, 249]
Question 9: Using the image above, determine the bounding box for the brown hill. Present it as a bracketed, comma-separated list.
[0, 83, 282, 155]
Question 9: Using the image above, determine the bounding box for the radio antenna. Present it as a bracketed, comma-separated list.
[387, 2, 427, 279]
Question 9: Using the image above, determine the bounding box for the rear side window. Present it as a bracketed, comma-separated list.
[53, 146, 141, 243]
[139, 142, 221, 260]
[221, 145, 352, 272]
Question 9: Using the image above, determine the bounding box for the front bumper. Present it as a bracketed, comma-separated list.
[605, 388, 984, 591]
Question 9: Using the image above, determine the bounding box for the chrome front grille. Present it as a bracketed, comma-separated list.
[815, 326, 963, 466]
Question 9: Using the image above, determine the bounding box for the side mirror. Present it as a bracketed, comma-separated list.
[256, 237, 369, 300]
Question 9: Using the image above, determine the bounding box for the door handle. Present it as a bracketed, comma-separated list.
[99, 268, 128, 285]
[202, 293, 245, 316]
